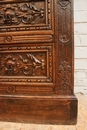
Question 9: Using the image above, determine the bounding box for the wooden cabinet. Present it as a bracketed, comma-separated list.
[0, 0, 77, 124]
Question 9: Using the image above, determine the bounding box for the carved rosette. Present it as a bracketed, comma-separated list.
[58, 61, 72, 92]
[59, 32, 70, 44]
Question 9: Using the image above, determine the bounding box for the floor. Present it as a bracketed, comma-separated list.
[0, 95, 87, 130]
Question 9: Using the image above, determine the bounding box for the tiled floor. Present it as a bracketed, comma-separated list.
[0, 95, 87, 130]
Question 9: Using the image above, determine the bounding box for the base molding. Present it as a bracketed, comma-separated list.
[0, 95, 77, 125]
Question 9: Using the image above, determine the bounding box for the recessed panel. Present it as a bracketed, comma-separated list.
[0, 44, 53, 84]
[0, 0, 52, 32]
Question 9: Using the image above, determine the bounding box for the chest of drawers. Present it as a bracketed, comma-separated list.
[0, 0, 77, 124]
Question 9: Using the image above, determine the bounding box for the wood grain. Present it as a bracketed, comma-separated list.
[0, 0, 77, 124]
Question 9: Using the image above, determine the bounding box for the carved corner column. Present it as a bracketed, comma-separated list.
[55, 0, 74, 95]
[54, 0, 78, 124]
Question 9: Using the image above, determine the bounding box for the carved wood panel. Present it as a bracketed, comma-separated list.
[0, 0, 53, 32]
[0, 53, 46, 76]
[0, 0, 73, 95]
[0, 44, 53, 84]
[0, 0, 54, 44]
[0, 44, 54, 95]
[0, 2, 44, 26]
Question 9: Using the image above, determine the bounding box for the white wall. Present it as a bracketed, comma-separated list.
[74, 0, 87, 95]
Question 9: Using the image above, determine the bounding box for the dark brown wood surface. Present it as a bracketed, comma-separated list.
[0, 95, 77, 125]
[0, 0, 77, 124]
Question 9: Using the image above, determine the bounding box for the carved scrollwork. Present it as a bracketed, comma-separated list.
[0, 3, 44, 26]
[0, 53, 45, 76]
[0, 45, 53, 83]
[58, 61, 71, 92]
[58, 0, 71, 10]
[0, 0, 52, 32]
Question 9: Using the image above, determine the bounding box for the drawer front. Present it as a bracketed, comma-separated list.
[0, 0, 54, 44]
[0, 44, 55, 95]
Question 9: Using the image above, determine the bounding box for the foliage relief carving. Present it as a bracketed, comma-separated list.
[0, 45, 53, 83]
[58, 61, 72, 92]
[0, 0, 52, 32]
[0, 53, 45, 76]
[0, 3, 44, 26]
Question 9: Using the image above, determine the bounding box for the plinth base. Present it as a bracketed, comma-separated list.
[0, 95, 77, 125]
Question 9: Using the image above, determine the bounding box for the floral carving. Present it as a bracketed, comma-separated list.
[0, 1, 52, 32]
[0, 54, 45, 76]
[58, 61, 71, 92]
[0, 45, 53, 83]
[0, 3, 44, 26]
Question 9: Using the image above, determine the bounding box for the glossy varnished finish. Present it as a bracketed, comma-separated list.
[0, 0, 77, 124]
